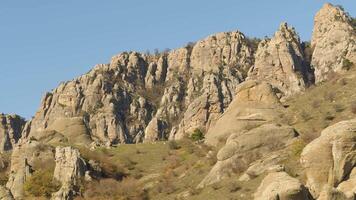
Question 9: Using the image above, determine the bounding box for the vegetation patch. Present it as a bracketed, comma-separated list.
[24, 169, 61, 198]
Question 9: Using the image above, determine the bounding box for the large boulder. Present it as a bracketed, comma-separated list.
[254, 172, 311, 200]
[311, 3, 356, 83]
[300, 119, 356, 199]
[249, 22, 311, 98]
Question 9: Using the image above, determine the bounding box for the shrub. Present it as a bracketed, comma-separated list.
[333, 104, 344, 112]
[342, 58, 353, 70]
[311, 100, 321, 108]
[24, 169, 61, 198]
[229, 182, 241, 193]
[190, 129, 204, 141]
[351, 17, 356, 29]
[324, 112, 335, 121]
[168, 140, 180, 150]
[324, 92, 336, 102]
[300, 111, 312, 121]
[211, 182, 221, 190]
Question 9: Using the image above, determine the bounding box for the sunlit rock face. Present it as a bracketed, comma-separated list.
[311, 3, 356, 83]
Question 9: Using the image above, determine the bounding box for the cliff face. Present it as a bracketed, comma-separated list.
[21, 31, 257, 146]
[1, 3, 356, 200]
[20, 25, 311, 146]
[311, 3, 356, 82]
[248, 22, 313, 99]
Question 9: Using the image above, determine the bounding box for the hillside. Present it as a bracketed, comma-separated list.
[0, 3, 355, 200]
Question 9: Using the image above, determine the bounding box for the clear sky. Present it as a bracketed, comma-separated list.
[1, 0, 355, 119]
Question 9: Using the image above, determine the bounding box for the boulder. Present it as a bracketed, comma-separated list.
[254, 172, 311, 200]
[300, 119, 356, 199]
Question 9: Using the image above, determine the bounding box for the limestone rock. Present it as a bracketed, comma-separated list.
[239, 152, 287, 181]
[0, 114, 26, 152]
[190, 31, 254, 75]
[248, 22, 311, 98]
[311, 3, 356, 83]
[52, 146, 87, 200]
[205, 80, 283, 146]
[6, 140, 55, 199]
[144, 117, 166, 142]
[199, 123, 298, 187]
[336, 168, 356, 199]
[300, 119, 356, 199]
[254, 172, 311, 200]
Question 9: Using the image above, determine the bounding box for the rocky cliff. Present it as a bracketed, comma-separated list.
[311, 3, 356, 82]
[1, 3, 356, 200]
[20, 24, 313, 147]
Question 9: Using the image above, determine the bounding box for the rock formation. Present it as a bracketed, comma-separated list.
[22, 30, 255, 146]
[6, 140, 55, 199]
[300, 119, 356, 199]
[0, 114, 26, 152]
[311, 3, 356, 83]
[199, 81, 299, 186]
[1, 2, 356, 200]
[254, 172, 311, 200]
[248, 22, 311, 99]
[51, 146, 87, 200]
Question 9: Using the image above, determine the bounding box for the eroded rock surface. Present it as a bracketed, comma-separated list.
[6, 140, 54, 199]
[249, 23, 312, 98]
[51, 146, 87, 200]
[300, 119, 356, 199]
[254, 172, 311, 200]
[23, 30, 255, 146]
[311, 3, 356, 83]
[199, 81, 299, 187]
[0, 114, 26, 152]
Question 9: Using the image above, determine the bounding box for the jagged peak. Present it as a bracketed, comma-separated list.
[315, 3, 353, 26]
[274, 22, 300, 44]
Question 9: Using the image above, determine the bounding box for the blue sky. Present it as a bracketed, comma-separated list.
[1, 0, 355, 119]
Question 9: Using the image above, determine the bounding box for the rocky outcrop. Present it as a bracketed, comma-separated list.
[199, 81, 299, 186]
[204, 80, 283, 146]
[311, 3, 356, 83]
[51, 146, 87, 200]
[300, 119, 356, 199]
[23, 30, 255, 146]
[254, 172, 311, 200]
[200, 123, 298, 187]
[248, 22, 311, 99]
[0, 114, 26, 152]
[6, 140, 55, 199]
